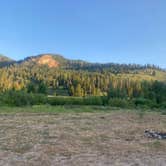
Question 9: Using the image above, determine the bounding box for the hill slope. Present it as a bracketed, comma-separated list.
[18, 54, 87, 69]
[17, 54, 166, 81]
[19, 54, 61, 68]
[0, 53, 165, 99]
[0, 53, 165, 82]
[0, 54, 15, 67]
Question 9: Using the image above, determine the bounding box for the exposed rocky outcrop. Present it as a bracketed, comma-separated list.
[35, 55, 59, 68]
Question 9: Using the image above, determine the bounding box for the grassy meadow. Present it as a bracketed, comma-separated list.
[0, 105, 166, 165]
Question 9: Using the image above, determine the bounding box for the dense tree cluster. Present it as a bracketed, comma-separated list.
[108, 80, 166, 106]
[0, 64, 155, 96]
[0, 63, 164, 91]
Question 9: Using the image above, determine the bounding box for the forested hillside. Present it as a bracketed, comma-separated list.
[0, 54, 165, 108]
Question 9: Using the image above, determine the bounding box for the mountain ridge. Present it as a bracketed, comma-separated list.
[0, 53, 165, 72]
[0, 54, 15, 67]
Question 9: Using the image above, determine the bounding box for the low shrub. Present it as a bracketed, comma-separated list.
[160, 102, 166, 109]
[0, 91, 47, 106]
[133, 97, 157, 108]
[108, 98, 129, 108]
[48, 96, 84, 105]
[47, 96, 103, 105]
[83, 96, 103, 105]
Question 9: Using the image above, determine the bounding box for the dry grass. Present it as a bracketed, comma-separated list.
[0, 107, 166, 166]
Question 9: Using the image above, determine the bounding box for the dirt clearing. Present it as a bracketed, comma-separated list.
[0, 108, 166, 166]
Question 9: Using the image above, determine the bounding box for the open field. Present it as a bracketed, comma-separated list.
[0, 106, 166, 166]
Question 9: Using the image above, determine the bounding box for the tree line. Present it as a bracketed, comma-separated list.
[0, 64, 165, 108]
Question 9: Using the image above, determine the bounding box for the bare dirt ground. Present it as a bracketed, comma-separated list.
[0, 109, 166, 166]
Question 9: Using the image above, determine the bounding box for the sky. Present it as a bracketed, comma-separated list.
[0, 0, 166, 68]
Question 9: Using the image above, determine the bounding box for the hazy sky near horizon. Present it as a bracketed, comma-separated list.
[0, 0, 166, 67]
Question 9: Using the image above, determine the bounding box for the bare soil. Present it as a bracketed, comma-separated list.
[0, 110, 166, 166]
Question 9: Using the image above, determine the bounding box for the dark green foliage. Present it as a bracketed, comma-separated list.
[133, 98, 155, 108]
[108, 86, 127, 99]
[160, 102, 166, 109]
[83, 96, 103, 105]
[55, 86, 69, 96]
[151, 81, 166, 104]
[108, 98, 129, 108]
[48, 97, 84, 105]
[37, 81, 47, 94]
[27, 83, 36, 93]
[48, 96, 103, 106]
[0, 91, 47, 106]
[107, 80, 166, 108]
[27, 80, 47, 94]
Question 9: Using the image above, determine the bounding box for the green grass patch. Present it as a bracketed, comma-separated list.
[0, 105, 137, 114]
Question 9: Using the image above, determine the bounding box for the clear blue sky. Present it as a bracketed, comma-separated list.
[0, 0, 166, 68]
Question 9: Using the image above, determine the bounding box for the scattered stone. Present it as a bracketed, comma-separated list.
[144, 130, 166, 139]
[100, 116, 105, 119]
